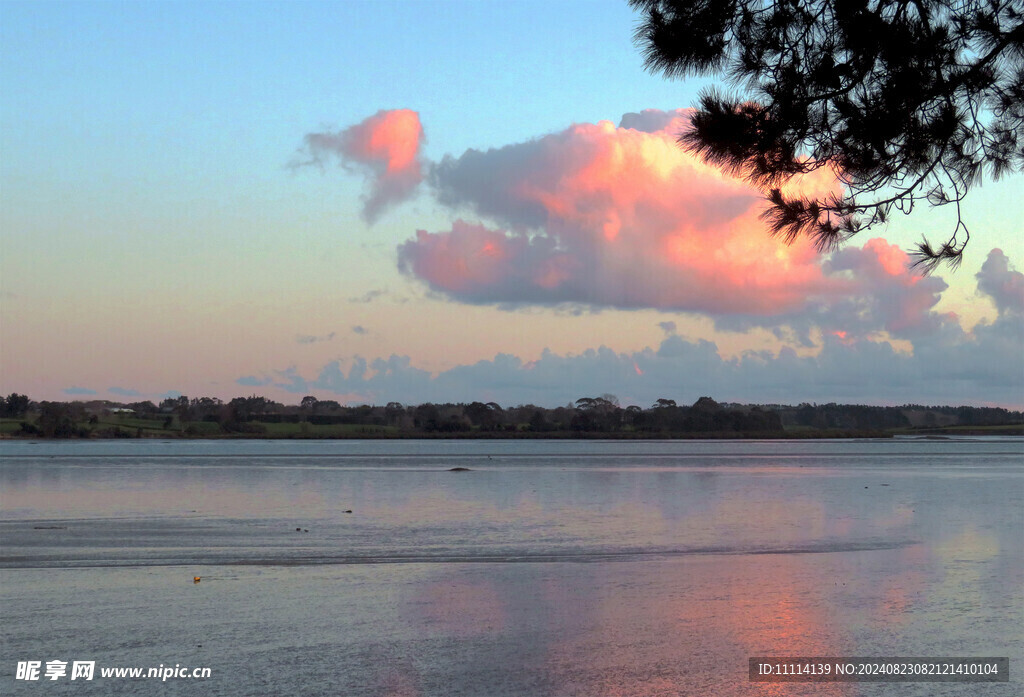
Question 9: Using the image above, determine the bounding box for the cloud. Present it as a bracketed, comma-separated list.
[296, 332, 336, 345]
[352, 325, 368, 335]
[243, 324, 1022, 409]
[293, 110, 1019, 407]
[618, 108, 689, 134]
[63, 387, 98, 396]
[976, 248, 1024, 316]
[822, 239, 952, 338]
[308, 109, 947, 342]
[259, 356, 433, 401]
[349, 289, 387, 303]
[713, 238, 953, 343]
[939, 250, 1024, 390]
[308, 109, 997, 350]
[303, 109, 424, 222]
[237, 376, 272, 387]
[380, 109, 964, 348]
[108, 387, 142, 397]
[398, 110, 842, 315]
[246, 249, 1023, 408]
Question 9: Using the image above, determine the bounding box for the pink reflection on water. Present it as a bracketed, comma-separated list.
[869, 543, 929, 627]
[533, 553, 860, 697]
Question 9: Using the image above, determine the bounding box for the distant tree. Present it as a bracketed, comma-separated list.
[384, 401, 405, 427]
[350, 404, 376, 424]
[227, 397, 250, 422]
[528, 409, 552, 432]
[413, 403, 441, 431]
[464, 401, 503, 430]
[38, 402, 79, 438]
[623, 404, 644, 428]
[642, 398, 686, 431]
[572, 396, 623, 431]
[691, 396, 722, 412]
[190, 397, 223, 421]
[228, 395, 276, 422]
[632, 0, 1024, 270]
[574, 397, 596, 411]
[127, 400, 158, 415]
[796, 402, 819, 427]
[300, 395, 319, 413]
[160, 395, 192, 421]
[2, 393, 30, 418]
[682, 396, 721, 431]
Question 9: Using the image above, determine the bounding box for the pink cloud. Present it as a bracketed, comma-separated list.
[302, 108, 976, 346]
[402, 110, 842, 315]
[305, 109, 424, 222]
[822, 239, 950, 338]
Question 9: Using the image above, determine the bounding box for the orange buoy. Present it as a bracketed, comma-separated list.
[193, 576, 201, 583]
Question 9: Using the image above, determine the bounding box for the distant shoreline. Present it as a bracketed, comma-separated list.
[3, 426, 1022, 441]
[4, 395, 1021, 440]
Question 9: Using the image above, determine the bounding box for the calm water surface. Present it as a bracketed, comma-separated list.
[1, 438, 1021, 696]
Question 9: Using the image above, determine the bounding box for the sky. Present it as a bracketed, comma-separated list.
[1, 0, 1022, 409]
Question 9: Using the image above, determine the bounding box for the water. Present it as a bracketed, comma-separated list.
[1, 437, 1021, 695]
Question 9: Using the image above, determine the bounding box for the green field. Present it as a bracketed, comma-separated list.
[95, 417, 175, 432]
[255, 421, 397, 437]
[891, 423, 1024, 436]
[0, 416, 401, 439]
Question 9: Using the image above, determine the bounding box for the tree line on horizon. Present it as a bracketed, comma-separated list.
[1, 392, 1021, 439]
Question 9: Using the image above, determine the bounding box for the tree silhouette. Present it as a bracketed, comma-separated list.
[2, 393, 30, 418]
[632, 0, 1024, 270]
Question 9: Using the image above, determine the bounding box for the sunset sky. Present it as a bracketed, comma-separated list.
[2, 0, 1022, 409]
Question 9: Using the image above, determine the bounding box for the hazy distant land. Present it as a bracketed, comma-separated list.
[1, 393, 1021, 439]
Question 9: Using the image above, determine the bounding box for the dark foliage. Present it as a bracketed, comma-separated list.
[6, 394, 1021, 438]
[226, 395, 280, 422]
[632, 0, 1024, 270]
[793, 402, 911, 429]
[127, 400, 158, 415]
[1, 393, 30, 418]
[464, 401, 504, 430]
[36, 402, 87, 438]
[630, 396, 784, 432]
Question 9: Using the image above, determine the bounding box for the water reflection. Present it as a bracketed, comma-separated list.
[1, 439, 1021, 696]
